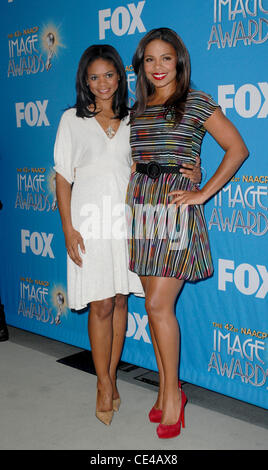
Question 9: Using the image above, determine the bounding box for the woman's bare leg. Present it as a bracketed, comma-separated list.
[109, 294, 128, 400]
[144, 276, 184, 425]
[88, 297, 115, 412]
[140, 276, 165, 410]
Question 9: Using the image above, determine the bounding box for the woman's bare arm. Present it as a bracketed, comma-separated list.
[56, 173, 85, 267]
[169, 109, 249, 206]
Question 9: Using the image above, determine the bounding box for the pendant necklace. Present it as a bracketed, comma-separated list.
[106, 125, 116, 139]
[98, 111, 117, 139]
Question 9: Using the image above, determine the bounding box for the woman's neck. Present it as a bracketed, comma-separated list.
[147, 82, 177, 105]
[95, 98, 114, 114]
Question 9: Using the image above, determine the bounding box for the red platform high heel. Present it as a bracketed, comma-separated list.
[156, 386, 187, 439]
[148, 405, 162, 423]
[149, 381, 186, 424]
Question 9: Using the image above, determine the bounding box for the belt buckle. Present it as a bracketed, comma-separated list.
[147, 161, 161, 179]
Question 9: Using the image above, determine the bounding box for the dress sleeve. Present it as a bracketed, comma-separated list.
[198, 92, 221, 127]
[53, 112, 74, 184]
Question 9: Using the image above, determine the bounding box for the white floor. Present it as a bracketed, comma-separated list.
[0, 327, 267, 452]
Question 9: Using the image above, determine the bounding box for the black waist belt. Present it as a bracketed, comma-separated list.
[136, 161, 185, 180]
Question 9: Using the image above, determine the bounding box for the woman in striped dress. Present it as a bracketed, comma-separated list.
[126, 28, 248, 439]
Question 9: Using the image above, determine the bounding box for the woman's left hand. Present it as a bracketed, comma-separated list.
[168, 189, 206, 207]
[180, 156, 201, 184]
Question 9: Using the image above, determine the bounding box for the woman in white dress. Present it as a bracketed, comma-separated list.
[54, 44, 201, 425]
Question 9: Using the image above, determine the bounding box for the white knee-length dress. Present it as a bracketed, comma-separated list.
[54, 108, 144, 310]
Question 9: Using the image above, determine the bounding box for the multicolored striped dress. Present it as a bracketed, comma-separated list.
[126, 90, 220, 281]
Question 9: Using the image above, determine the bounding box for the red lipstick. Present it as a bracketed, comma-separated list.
[152, 73, 167, 80]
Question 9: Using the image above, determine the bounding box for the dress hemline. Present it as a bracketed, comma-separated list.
[68, 288, 145, 311]
[128, 268, 214, 283]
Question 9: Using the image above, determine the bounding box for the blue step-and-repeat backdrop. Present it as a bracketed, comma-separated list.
[0, 0, 267, 409]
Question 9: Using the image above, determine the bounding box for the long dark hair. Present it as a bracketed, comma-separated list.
[131, 28, 191, 125]
[74, 44, 128, 120]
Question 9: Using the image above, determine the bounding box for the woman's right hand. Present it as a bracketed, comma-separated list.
[64, 227, 85, 267]
[131, 162, 137, 173]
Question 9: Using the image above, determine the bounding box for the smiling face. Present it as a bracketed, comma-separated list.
[87, 58, 119, 105]
[143, 39, 178, 93]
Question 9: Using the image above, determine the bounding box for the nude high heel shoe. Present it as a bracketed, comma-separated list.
[95, 409, 114, 425]
[95, 389, 114, 425]
[112, 397, 121, 412]
[111, 376, 121, 411]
